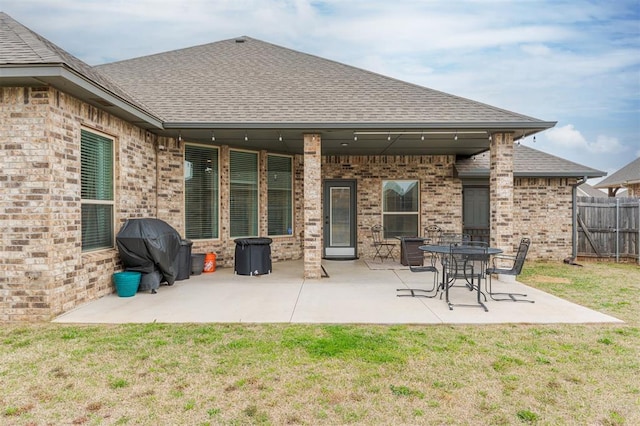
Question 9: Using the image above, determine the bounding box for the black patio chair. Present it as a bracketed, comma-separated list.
[423, 224, 443, 244]
[396, 238, 439, 298]
[371, 225, 396, 262]
[485, 238, 534, 303]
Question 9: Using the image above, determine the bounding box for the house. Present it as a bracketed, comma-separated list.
[0, 13, 605, 321]
[594, 157, 640, 197]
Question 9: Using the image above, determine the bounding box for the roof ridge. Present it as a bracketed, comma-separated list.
[239, 36, 548, 124]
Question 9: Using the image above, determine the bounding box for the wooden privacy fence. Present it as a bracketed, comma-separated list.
[577, 197, 640, 263]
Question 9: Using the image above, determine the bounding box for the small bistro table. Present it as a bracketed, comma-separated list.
[419, 244, 503, 311]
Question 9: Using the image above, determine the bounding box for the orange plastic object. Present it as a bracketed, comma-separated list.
[204, 252, 216, 272]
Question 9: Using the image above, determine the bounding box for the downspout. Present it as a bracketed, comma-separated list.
[571, 176, 588, 259]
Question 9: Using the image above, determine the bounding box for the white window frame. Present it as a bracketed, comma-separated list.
[80, 127, 115, 252]
[381, 179, 420, 238]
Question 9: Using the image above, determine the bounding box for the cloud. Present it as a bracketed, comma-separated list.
[3, 0, 637, 175]
[546, 125, 625, 154]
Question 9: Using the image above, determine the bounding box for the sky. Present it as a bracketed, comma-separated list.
[3, 0, 639, 185]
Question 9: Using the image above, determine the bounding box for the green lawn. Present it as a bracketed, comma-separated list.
[1, 261, 639, 425]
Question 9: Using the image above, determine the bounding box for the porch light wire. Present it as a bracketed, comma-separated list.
[353, 132, 357, 141]
[244, 132, 248, 141]
[387, 131, 391, 141]
[278, 132, 283, 142]
[421, 131, 425, 141]
[454, 131, 458, 141]
[211, 131, 215, 142]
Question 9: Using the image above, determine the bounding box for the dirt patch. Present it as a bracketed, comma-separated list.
[529, 275, 571, 284]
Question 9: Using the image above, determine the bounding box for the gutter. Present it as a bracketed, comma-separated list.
[1, 64, 164, 129]
[163, 121, 558, 131]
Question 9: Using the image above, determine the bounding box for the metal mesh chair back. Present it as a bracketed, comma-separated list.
[423, 225, 443, 244]
[511, 238, 531, 275]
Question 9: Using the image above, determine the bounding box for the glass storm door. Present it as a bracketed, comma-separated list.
[323, 180, 357, 259]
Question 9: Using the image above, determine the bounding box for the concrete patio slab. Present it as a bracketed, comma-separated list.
[53, 259, 623, 325]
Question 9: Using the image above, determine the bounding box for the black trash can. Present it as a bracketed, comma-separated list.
[400, 237, 426, 266]
[234, 237, 272, 276]
[175, 239, 193, 280]
[191, 253, 205, 275]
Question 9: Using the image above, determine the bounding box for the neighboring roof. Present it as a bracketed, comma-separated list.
[95, 36, 554, 130]
[454, 144, 606, 179]
[578, 183, 607, 197]
[0, 12, 162, 128]
[594, 157, 640, 189]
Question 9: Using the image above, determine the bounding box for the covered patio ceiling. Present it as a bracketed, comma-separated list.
[159, 124, 552, 156]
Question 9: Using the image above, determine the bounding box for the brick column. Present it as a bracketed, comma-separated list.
[490, 133, 514, 253]
[303, 133, 322, 279]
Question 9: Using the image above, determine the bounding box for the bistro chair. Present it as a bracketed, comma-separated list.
[442, 241, 489, 311]
[486, 238, 534, 303]
[371, 225, 396, 262]
[423, 225, 443, 244]
[396, 238, 439, 298]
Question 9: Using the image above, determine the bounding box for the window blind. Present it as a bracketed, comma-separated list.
[185, 145, 219, 239]
[80, 129, 114, 251]
[267, 155, 293, 235]
[230, 150, 258, 237]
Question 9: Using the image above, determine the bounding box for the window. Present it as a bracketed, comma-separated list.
[185, 144, 219, 239]
[267, 155, 293, 236]
[81, 129, 114, 251]
[382, 180, 419, 238]
[230, 150, 258, 237]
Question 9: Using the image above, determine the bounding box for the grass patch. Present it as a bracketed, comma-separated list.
[1, 262, 638, 424]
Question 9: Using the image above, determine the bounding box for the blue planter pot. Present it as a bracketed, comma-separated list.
[113, 271, 141, 297]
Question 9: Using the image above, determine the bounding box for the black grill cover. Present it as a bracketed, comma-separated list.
[116, 219, 181, 286]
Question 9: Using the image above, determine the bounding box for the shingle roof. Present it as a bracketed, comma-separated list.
[455, 144, 605, 178]
[0, 12, 157, 120]
[95, 36, 553, 126]
[578, 183, 607, 197]
[594, 157, 640, 188]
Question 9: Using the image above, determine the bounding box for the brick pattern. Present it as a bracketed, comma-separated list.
[1, 87, 156, 321]
[1, 87, 579, 321]
[490, 133, 514, 252]
[514, 177, 575, 259]
[303, 134, 322, 278]
[156, 136, 184, 232]
[322, 155, 461, 258]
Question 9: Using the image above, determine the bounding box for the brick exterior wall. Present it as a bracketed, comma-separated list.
[513, 177, 576, 259]
[322, 155, 462, 258]
[1, 86, 578, 321]
[490, 133, 514, 252]
[303, 134, 322, 278]
[627, 183, 639, 197]
[1, 87, 156, 321]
